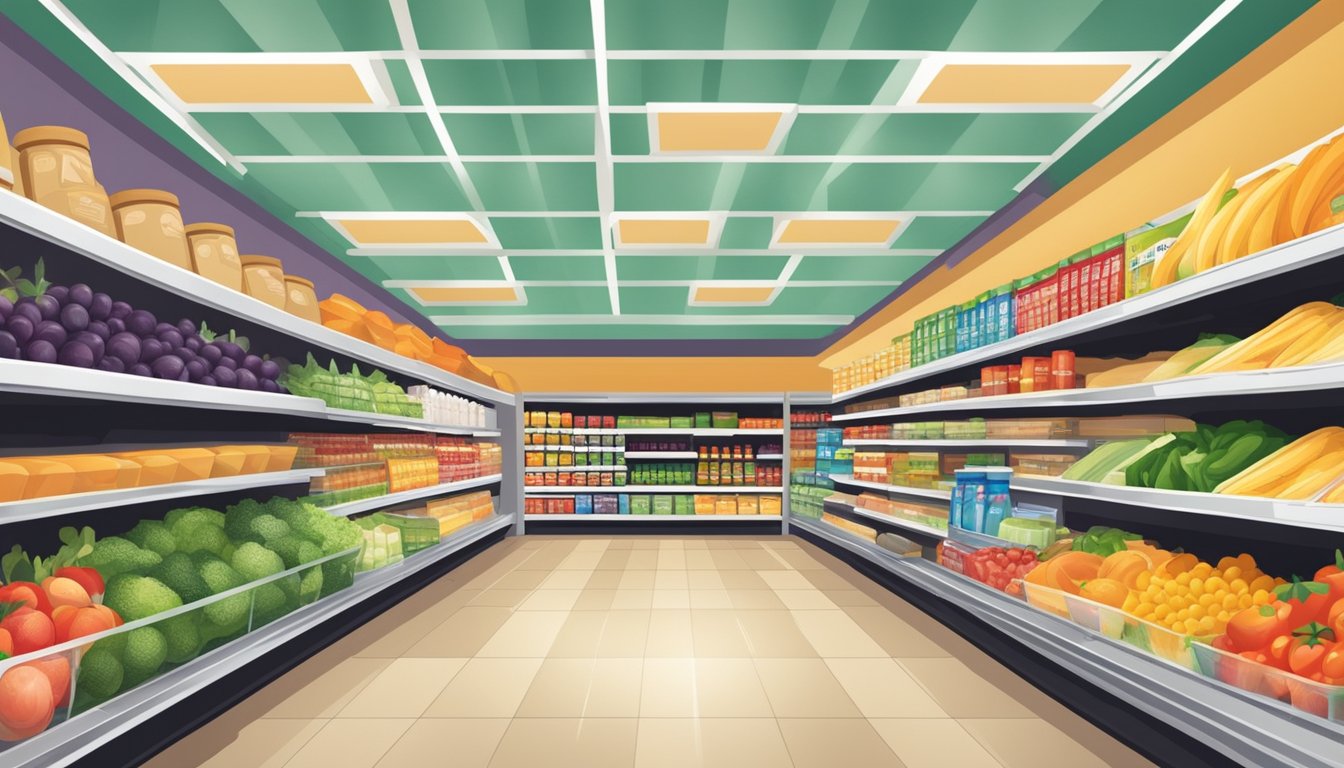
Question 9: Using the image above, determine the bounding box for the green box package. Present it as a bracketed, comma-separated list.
[674, 495, 693, 515]
[695, 412, 711, 427]
[670, 416, 693, 428]
[631, 495, 652, 515]
[652, 496, 674, 515]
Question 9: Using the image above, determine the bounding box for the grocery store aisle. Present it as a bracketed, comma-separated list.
[146, 537, 1151, 768]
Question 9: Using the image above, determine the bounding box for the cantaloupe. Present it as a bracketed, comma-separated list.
[0, 461, 29, 502]
[55, 455, 124, 493]
[10, 458, 76, 499]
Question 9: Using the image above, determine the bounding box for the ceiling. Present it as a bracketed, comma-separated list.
[2, 0, 1311, 349]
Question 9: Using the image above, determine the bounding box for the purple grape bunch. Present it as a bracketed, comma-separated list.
[0, 283, 285, 393]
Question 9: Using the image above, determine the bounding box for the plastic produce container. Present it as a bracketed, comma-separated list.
[1190, 641, 1344, 722]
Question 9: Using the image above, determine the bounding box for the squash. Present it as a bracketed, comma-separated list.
[319, 293, 366, 325]
[1078, 577, 1129, 608]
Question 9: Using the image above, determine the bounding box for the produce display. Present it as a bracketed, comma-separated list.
[281, 354, 420, 416]
[0, 444, 298, 503]
[0, 262, 284, 390]
[832, 131, 1344, 396]
[525, 410, 780, 431]
[525, 493, 781, 516]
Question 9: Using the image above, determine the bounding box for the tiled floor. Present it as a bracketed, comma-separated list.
[146, 536, 1153, 768]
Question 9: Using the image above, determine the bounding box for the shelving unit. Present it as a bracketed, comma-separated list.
[320, 474, 503, 517]
[823, 498, 950, 540]
[827, 474, 951, 501]
[843, 438, 1090, 449]
[524, 485, 784, 494]
[523, 514, 779, 522]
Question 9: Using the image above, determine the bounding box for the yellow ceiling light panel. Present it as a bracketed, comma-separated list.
[658, 112, 781, 151]
[919, 63, 1131, 105]
[150, 63, 374, 104]
[777, 219, 902, 245]
[409, 286, 519, 304]
[692, 286, 777, 304]
[338, 218, 489, 246]
[618, 219, 712, 245]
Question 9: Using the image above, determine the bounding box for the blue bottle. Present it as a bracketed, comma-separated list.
[982, 467, 1013, 537]
[958, 469, 987, 532]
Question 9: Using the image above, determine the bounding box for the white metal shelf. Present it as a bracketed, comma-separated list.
[0, 513, 514, 768]
[828, 475, 952, 501]
[832, 362, 1344, 421]
[843, 438, 1090, 449]
[573, 427, 783, 436]
[320, 474, 502, 517]
[524, 465, 626, 472]
[0, 192, 513, 406]
[788, 515, 1344, 768]
[625, 451, 698, 459]
[826, 500, 949, 539]
[0, 468, 323, 525]
[832, 221, 1344, 404]
[1011, 475, 1344, 533]
[523, 514, 780, 521]
[0, 359, 496, 436]
[525, 485, 784, 494]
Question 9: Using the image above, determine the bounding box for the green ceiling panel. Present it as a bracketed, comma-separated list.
[617, 255, 790, 281]
[443, 324, 840, 340]
[194, 113, 441, 156]
[771, 284, 896, 314]
[825, 162, 1037, 211]
[441, 114, 594, 155]
[609, 114, 651, 155]
[607, 60, 910, 106]
[244, 162, 472, 211]
[509, 256, 609, 282]
[717, 217, 773, 249]
[780, 113, 1091, 156]
[408, 0, 593, 50]
[429, 286, 611, 314]
[790, 255, 929, 282]
[382, 60, 422, 105]
[422, 60, 597, 105]
[365, 256, 507, 282]
[468, 163, 598, 210]
[896, 216, 986, 250]
[62, 0, 401, 51]
[491, 217, 603, 249]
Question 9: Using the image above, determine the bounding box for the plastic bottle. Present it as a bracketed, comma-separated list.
[982, 467, 1014, 537]
[958, 469, 987, 533]
[949, 468, 969, 529]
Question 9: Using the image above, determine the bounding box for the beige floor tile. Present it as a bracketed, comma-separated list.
[753, 658, 862, 718]
[598, 610, 651, 657]
[284, 718, 414, 768]
[575, 539, 610, 551]
[870, 719, 1000, 768]
[469, 589, 534, 608]
[377, 719, 510, 767]
[758, 570, 814, 589]
[258, 657, 391, 718]
[658, 539, 685, 548]
[338, 658, 466, 718]
[844, 606, 950, 657]
[654, 570, 690, 589]
[779, 718, 905, 767]
[706, 540, 737, 550]
[736, 611, 819, 658]
[608, 539, 635, 549]
[184, 718, 327, 768]
[651, 590, 691, 609]
[899, 658, 1036, 718]
[626, 550, 659, 569]
[685, 550, 716, 569]
[826, 658, 948, 718]
[824, 589, 880, 607]
[960, 719, 1112, 768]
[559, 552, 603, 570]
[489, 718, 637, 768]
[691, 610, 752, 657]
[640, 658, 698, 716]
[741, 550, 789, 570]
[612, 589, 655, 609]
[596, 550, 632, 570]
[517, 588, 582, 611]
[775, 550, 827, 570]
[351, 593, 478, 658]
[804, 569, 858, 590]
[687, 569, 725, 589]
[540, 570, 594, 589]
[710, 550, 751, 570]
[619, 569, 656, 589]
[645, 610, 695, 656]
[477, 611, 569, 657]
[684, 539, 709, 550]
[719, 569, 769, 588]
[774, 589, 837, 609]
[693, 658, 774, 716]
[728, 588, 787, 610]
[573, 588, 617, 610]
[657, 550, 687, 569]
[489, 570, 548, 590]
[584, 570, 624, 588]
[424, 657, 542, 717]
[631, 539, 660, 550]
[635, 718, 792, 768]
[516, 658, 643, 717]
[689, 589, 734, 609]
[405, 607, 512, 658]
[791, 610, 888, 657]
[548, 610, 608, 657]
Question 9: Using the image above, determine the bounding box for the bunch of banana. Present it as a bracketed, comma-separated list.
[1214, 426, 1344, 499]
[1188, 302, 1344, 374]
[1151, 133, 1344, 289]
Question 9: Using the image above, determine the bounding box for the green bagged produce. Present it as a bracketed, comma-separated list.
[1061, 439, 1153, 483]
[1071, 526, 1142, 557]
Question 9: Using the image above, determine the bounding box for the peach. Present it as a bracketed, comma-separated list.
[0, 665, 55, 741]
[41, 577, 91, 610]
[0, 608, 55, 656]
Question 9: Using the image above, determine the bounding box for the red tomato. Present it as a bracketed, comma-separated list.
[0, 584, 52, 615]
[1267, 635, 1295, 670]
[1314, 550, 1344, 603]
[1006, 549, 1022, 563]
[1327, 599, 1344, 638]
[1287, 624, 1335, 677]
[1275, 577, 1333, 628]
[1225, 602, 1293, 652]
[1322, 645, 1344, 680]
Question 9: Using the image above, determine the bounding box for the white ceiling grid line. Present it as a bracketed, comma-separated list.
[589, 0, 620, 315]
[235, 154, 1050, 164]
[426, 314, 855, 326]
[346, 248, 945, 258]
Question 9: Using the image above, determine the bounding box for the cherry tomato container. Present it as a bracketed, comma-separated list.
[1190, 641, 1344, 722]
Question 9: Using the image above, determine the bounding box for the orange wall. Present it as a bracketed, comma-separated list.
[477, 356, 830, 394]
[820, 1, 1344, 369]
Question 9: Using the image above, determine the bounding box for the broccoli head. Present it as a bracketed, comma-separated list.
[195, 556, 250, 639]
[104, 574, 183, 621]
[79, 536, 163, 580]
[223, 498, 268, 542]
[148, 552, 212, 605]
[230, 542, 285, 582]
[124, 520, 177, 558]
[164, 506, 224, 531]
